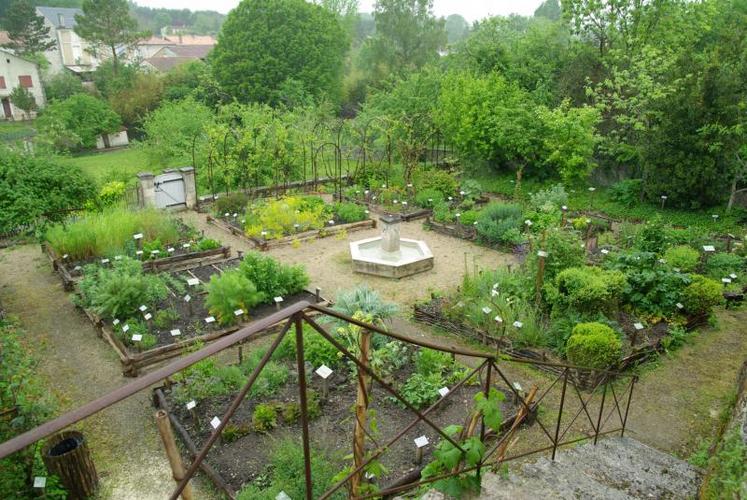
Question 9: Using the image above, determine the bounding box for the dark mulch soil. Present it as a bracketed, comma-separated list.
[163, 361, 517, 493]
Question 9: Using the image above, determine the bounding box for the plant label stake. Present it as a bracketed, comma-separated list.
[186, 400, 197, 424]
[186, 278, 200, 287]
[414, 435, 429, 464]
[633, 322, 644, 345]
[210, 416, 221, 430]
[438, 387, 449, 398]
[133, 233, 143, 252]
[34, 476, 46, 489]
[205, 316, 215, 324]
[274, 296, 283, 310]
[315, 287, 321, 303]
[122, 324, 129, 333]
[276, 492, 291, 500]
[561, 205, 568, 226]
[535, 236, 548, 305]
[62, 254, 69, 260]
[676, 302, 684, 310]
[184, 294, 192, 316]
[170, 329, 181, 337]
[112, 319, 120, 326]
[315, 364, 333, 399]
[139, 305, 148, 312]
[660, 195, 668, 209]
[234, 309, 244, 318]
[132, 334, 143, 342]
[513, 382, 524, 405]
[100, 258, 110, 266]
[135, 250, 143, 259]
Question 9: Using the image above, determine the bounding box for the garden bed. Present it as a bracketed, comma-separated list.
[413, 297, 686, 388]
[76, 258, 330, 376]
[44, 241, 230, 291]
[206, 214, 376, 251]
[152, 347, 523, 497]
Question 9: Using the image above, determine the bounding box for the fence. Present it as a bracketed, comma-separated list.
[0, 302, 637, 499]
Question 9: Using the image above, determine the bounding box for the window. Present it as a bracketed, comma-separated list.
[18, 75, 32, 88]
[0, 76, 5, 89]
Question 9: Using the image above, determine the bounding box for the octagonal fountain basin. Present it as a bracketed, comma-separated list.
[350, 215, 434, 279]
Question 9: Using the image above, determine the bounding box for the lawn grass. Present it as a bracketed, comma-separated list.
[0, 119, 36, 142]
[57, 147, 172, 187]
[467, 170, 746, 234]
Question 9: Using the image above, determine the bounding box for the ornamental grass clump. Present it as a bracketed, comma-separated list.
[475, 202, 524, 246]
[565, 322, 622, 370]
[46, 208, 180, 260]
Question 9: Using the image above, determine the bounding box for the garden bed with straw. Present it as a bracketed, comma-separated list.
[152, 331, 525, 498]
[75, 257, 331, 376]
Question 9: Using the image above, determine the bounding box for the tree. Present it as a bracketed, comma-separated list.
[74, 0, 143, 74]
[142, 97, 214, 167]
[444, 14, 469, 45]
[36, 94, 122, 151]
[108, 72, 163, 128]
[9, 85, 36, 119]
[211, 0, 348, 106]
[534, 0, 561, 20]
[43, 72, 85, 101]
[1, 0, 55, 56]
[362, 0, 446, 81]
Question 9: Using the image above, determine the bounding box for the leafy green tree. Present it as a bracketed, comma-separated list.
[444, 14, 469, 45]
[74, 0, 144, 74]
[1, 0, 55, 55]
[535, 0, 561, 20]
[362, 0, 446, 81]
[108, 72, 163, 128]
[9, 85, 36, 119]
[36, 94, 122, 151]
[142, 97, 214, 167]
[43, 72, 85, 101]
[211, 0, 348, 105]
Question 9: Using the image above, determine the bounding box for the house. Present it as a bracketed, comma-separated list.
[0, 49, 46, 120]
[35, 6, 100, 75]
[135, 34, 216, 60]
[142, 44, 214, 73]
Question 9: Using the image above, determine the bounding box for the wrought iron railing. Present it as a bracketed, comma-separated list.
[0, 301, 637, 499]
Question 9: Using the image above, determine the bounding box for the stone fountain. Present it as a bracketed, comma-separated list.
[350, 214, 434, 279]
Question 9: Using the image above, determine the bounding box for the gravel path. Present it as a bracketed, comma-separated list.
[0, 245, 217, 500]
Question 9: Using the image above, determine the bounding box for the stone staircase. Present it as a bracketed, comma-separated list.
[480, 437, 702, 499]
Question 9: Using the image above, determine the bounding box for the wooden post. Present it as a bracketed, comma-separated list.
[351, 327, 371, 496]
[535, 231, 547, 306]
[42, 431, 98, 500]
[156, 410, 194, 500]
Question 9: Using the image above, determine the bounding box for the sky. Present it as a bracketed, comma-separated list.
[135, 0, 545, 22]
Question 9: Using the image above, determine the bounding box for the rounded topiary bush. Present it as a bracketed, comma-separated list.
[682, 275, 724, 315]
[565, 322, 622, 370]
[663, 245, 700, 272]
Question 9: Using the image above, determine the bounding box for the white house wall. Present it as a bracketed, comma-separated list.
[0, 51, 46, 120]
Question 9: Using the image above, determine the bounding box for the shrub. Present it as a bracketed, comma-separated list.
[400, 373, 443, 409]
[333, 285, 398, 325]
[608, 179, 643, 207]
[475, 202, 524, 246]
[302, 330, 340, 369]
[663, 246, 701, 273]
[76, 258, 169, 319]
[195, 238, 222, 251]
[334, 202, 367, 223]
[214, 192, 250, 216]
[36, 93, 122, 151]
[526, 228, 586, 283]
[244, 196, 326, 239]
[415, 188, 444, 208]
[546, 266, 626, 314]
[529, 184, 568, 212]
[635, 216, 668, 253]
[459, 209, 479, 226]
[681, 275, 725, 316]
[565, 322, 622, 369]
[432, 201, 454, 223]
[414, 168, 458, 197]
[153, 308, 179, 329]
[238, 252, 310, 299]
[282, 402, 301, 423]
[0, 148, 96, 233]
[98, 181, 127, 208]
[252, 403, 278, 432]
[142, 97, 215, 166]
[704, 253, 744, 281]
[459, 179, 483, 200]
[205, 270, 264, 325]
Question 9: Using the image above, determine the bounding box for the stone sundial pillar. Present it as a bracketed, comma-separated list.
[379, 214, 402, 253]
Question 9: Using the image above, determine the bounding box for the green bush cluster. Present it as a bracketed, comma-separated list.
[252, 403, 278, 432]
[565, 322, 622, 370]
[244, 196, 327, 239]
[399, 372, 443, 409]
[239, 251, 310, 298]
[205, 270, 264, 326]
[704, 253, 744, 281]
[214, 192, 250, 216]
[663, 245, 701, 272]
[415, 188, 445, 208]
[546, 266, 626, 314]
[475, 202, 524, 246]
[333, 202, 367, 223]
[682, 275, 725, 315]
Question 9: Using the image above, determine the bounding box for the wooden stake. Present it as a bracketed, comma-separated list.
[351, 327, 371, 496]
[535, 231, 547, 306]
[156, 410, 194, 500]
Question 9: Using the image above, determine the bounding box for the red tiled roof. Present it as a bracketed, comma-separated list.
[144, 57, 196, 72]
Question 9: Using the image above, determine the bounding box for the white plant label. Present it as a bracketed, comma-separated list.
[722, 278, 732, 284]
[122, 324, 130, 333]
[524, 219, 533, 226]
[151, 250, 160, 255]
[131, 334, 143, 342]
[114, 255, 122, 260]
[414, 436, 429, 448]
[234, 309, 244, 317]
[438, 387, 450, 397]
[167, 247, 175, 253]
[276, 492, 292, 500]
[494, 315, 503, 323]
[210, 416, 221, 429]
[513, 382, 523, 392]
[62, 254, 69, 259]
[73, 265, 82, 271]
[274, 296, 284, 303]
[513, 321, 523, 329]
[205, 316, 216, 324]
[133, 233, 143, 240]
[703, 245, 716, 252]
[633, 322, 644, 330]
[33, 477, 46, 488]
[186, 400, 196, 410]
[673, 268, 681, 273]
[232, 213, 238, 218]
[182, 243, 191, 249]
[224, 212, 230, 217]
[135, 251, 143, 256]
[537, 250, 548, 258]
[588, 187, 596, 192]
[184, 294, 191, 303]
[482, 306, 492, 314]
[601, 249, 610, 255]
[561, 205, 568, 211]
[730, 273, 737, 279]
[144, 313, 153, 321]
[187, 278, 200, 287]
[170, 329, 181, 337]
[315, 364, 333, 379]
[112, 319, 120, 326]
[491, 289, 499, 297]
[101, 258, 110, 264]
[661, 195, 668, 200]
[139, 305, 148, 312]
[676, 303, 684, 309]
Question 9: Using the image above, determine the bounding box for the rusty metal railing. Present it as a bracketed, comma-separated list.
[0, 301, 638, 499]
